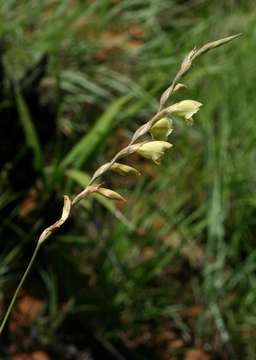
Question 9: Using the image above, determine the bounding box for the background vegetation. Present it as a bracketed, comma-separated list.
[0, 0, 255, 359]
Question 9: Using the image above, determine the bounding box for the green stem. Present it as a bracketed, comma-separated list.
[0, 241, 41, 335]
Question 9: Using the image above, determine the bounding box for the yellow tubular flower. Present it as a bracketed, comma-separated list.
[167, 100, 202, 123]
[136, 141, 172, 164]
[150, 117, 173, 141]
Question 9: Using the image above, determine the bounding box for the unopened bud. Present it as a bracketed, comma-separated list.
[96, 187, 126, 202]
[111, 163, 141, 176]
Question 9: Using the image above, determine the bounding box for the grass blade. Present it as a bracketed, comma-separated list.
[61, 95, 131, 169]
[15, 89, 44, 172]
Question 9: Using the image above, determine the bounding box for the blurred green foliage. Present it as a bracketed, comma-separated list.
[0, 0, 256, 359]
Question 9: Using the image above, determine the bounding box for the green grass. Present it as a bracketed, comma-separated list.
[0, 0, 256, 359]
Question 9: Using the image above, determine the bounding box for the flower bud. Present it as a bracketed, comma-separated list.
[111, 163, 141, 176]
[167, 100, 202, 123]
[136, 141, 172, 164]
[150, 117, 173, 141]
[96, 187, 126, 202]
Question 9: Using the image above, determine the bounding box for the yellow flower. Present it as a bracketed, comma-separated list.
[167, 100, 202, 123]
[136, 141, 172, 164]
[150, 117, 173, 141]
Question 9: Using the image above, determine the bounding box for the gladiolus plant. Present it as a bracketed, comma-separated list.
[0, 34, 240, 334]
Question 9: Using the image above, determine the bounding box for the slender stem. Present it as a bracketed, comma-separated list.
[0, 241, 41, 334]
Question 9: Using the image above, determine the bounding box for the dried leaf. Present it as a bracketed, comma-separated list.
[72, 184, 101, 206]
[118, 142, 146, 157]
[180, 47, 197, 73]
[38, 195, 72, 244]
[92, 162, 111, 180]
[132, 122, 152, 142]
